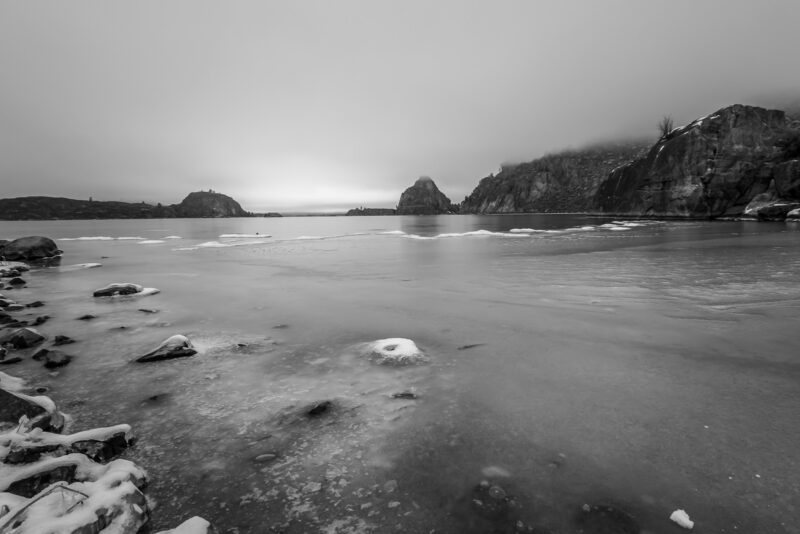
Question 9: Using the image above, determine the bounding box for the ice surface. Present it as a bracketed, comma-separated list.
[219, 234, 271, 238]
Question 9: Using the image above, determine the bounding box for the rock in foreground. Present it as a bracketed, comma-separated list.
[136, 335, 197, 363]
[0, 237, 61, 262]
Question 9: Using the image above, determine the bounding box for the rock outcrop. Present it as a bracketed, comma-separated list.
[396, 177, 455, 215]
[173, 191, 249, 218]
[461, 141, 649, 214]
[595, 105, 800, 217]
[0, 237, 61, 262]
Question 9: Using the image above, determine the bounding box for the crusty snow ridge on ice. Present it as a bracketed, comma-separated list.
[0, 372, 211, 534]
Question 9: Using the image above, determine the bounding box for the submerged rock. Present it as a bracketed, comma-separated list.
[136, 335, 197, 363]
[53, 335, 75, 346]
[38, 349, 72, 369]
[7, 278, 26, 287]
[32, 315, 49, 327]
[576, 503, 641, 534]
[77, 314, 97, 321]
[0, 328, 45, 349]
[306, 400, 333, 417]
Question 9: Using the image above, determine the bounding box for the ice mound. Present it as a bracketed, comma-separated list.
[156, 516, 212, 534]
[363, 338, 429, 366]
[670, 509, 694, 529]
[162, 235, 183, 239]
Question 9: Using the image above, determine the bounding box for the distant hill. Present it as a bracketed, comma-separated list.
[0, 191, 253, 220]
[345, 207, 397, 216]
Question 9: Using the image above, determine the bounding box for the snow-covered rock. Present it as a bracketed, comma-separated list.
[363, 338, 428, 366]
[92, 283, 159, 298]
[136, 335, 197, 363]
[0, 459, 148, 534]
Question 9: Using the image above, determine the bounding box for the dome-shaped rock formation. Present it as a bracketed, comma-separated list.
[396, 177, 455, 215]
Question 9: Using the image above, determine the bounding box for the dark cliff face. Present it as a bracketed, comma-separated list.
[174, 191, 249, 218]
[460, 142, 649, 214]
[396, 177, 454, 215]
[595, 105, 798, 217]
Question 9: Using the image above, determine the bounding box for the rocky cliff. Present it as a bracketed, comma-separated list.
[0, 191, 251, 220]
[595, 105, 800, 218]
[460, 142, 649, 214]
[396, 177, 455, 215]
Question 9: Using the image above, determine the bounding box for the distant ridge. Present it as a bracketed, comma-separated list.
[0, 191, 255, 220]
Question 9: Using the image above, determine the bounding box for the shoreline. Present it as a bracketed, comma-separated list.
[0, 252, 211, 533]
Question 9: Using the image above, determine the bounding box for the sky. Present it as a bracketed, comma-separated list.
[1, 1, 799, 213]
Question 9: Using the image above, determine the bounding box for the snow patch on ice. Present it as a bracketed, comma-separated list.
[163, 235, 183, 239]
[138, 240, 165, 244]
[0, 371, 25, 392]
[155, 516, 212, 534]
[670, 509, 694, 529]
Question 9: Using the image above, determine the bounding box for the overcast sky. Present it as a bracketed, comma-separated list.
[2, 1, 799, 212]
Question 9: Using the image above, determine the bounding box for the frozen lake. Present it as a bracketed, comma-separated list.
[3, 214, 800, 533]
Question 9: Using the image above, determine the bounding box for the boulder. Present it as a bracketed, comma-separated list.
[92, 283, 143, 297]
[32, 316, 49, 326]
[1, 236, 61, 262]
[136, 335, 197, 362]
[25, 301, 44, 308]
[8, 278, 26, 287]
[396, 177, 455, 215]
[0, 328, 45, 349]
[6, 304, 25, 312]
[0, 389, 64, 432]
[786, 208, 800, 220]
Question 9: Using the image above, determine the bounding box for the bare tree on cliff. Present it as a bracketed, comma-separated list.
[658, 115, 674, 139]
